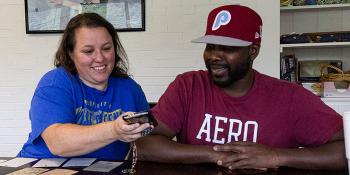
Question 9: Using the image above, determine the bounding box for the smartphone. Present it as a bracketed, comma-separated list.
[122, 111, 158, 136]
[123, 111, 157, 126]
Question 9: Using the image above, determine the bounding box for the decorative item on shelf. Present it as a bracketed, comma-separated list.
[320, 64, 350, 82]
[280, 33, 311, 44]
[298, 60, 342, 82]
[320, 64, 350, 97]
[315, 33, 340, 42]
[294, 0, 306, 5]
[317, 0, 342, 4]
[302, 82, 322, 96]
[281, 31, 350, 44]
[289, 0, 318, 6]
[281, 0, 293, 6]
[309, 32, 342, 43]
[306, 0, 317, 4]
[280, 54, 298, 83]
[342, 32, 350, 42]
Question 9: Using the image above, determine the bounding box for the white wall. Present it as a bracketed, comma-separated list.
[0, 0, 279, 156]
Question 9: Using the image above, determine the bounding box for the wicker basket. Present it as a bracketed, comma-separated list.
[320, 64, 350, 82]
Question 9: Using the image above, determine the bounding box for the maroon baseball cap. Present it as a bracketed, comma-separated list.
[192, 5, 262, 46]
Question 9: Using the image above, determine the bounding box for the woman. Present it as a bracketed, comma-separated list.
[18, 13, 151, 160]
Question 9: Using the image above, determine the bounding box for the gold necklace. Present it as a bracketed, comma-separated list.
[122, 142, 137, 174]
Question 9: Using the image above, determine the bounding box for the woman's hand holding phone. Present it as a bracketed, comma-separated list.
[122, 111, 158, 136]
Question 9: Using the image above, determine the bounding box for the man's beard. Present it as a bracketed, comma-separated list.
[206, 56, 252, 88]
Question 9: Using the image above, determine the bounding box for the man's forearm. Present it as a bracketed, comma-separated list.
[278, 141, 346, 170]
[137, 135, 219, 164]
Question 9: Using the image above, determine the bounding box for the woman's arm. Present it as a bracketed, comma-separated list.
[42, 113, 151, 157]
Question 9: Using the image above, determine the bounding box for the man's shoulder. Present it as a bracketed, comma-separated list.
[176, 70, 209, 81]
[257, 71, 307, 94]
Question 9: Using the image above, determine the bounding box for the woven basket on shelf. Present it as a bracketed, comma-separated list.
[320, 64, 350, 82]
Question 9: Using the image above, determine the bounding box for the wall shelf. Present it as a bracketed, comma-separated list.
[280, 3, 350, 11]
[280, 3, 350, 115]
[321, 97, 350, 102]
[280, 42, 350, 52]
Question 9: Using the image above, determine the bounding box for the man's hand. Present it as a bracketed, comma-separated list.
[213, 141, 280, 170]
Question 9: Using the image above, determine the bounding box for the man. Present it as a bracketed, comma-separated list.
[137, 5, 346, 170]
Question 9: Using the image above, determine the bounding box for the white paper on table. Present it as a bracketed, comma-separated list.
[83, 161, 123, 172]
[0, 158, 37, 167]
[62, 158, 96, 167]
[0, 160, 7, 163]
[32, 158, 67, 167]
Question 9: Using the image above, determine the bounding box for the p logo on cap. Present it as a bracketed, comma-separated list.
[212, 10, 231, 31]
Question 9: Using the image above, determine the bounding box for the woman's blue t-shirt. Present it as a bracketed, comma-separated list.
[18, 67, 149, 160]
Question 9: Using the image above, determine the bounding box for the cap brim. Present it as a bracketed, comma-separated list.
[191, 35, 252, 46]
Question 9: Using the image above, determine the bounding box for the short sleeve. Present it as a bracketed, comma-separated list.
[29, 77, 75, 144]
[292, 87, 343, 147]
[151, 75, 188, 134]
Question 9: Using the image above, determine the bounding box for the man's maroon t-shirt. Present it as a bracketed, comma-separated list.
[151, 70, 342, 148]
